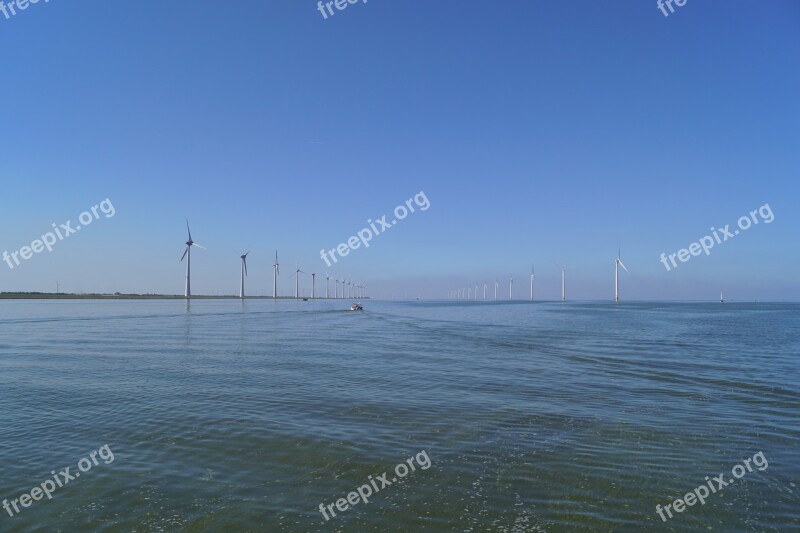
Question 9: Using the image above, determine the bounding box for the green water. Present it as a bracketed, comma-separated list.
[0, 300, 797, 531]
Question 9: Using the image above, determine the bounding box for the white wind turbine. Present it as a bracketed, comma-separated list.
[311, 273, 316, 299]
[484, 281, 487, 300]
[180, 220, 206, 298]
[494, 279, 499, 301]
[238, 250, 250, 298]
[325, 272, 331, 299]
[509, 276, 513, 300]
[557, 264, 576, 302]
[272, 251, 280, 299]
[614, 248, 629, 302]
[530, 265, 536, 301]
[474, 283, 479, 300]
[290, 263, 306, 299]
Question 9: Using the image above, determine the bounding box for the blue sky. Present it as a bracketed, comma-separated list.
[1, 0, 798, 300]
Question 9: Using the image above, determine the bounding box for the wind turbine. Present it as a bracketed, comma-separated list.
[494, 279, 498, 301]
[557, 264, 576, 302]
[325, 272, 331, 299]
[474, 283, 479, 300]
[530, 265, 536, 301]
[290, 263, 305, 299]
[484, 281, 487, 300]
[311, 273, 316, 299]
[238, 250, 250, 298]
[272, 251, 280, 299]
[614, 248, 629, 302]
[181, 220, 206, 298]
[509, 276, 513, 300]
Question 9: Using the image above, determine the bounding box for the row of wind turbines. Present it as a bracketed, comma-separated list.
[448, 250, 629, 302]
[180, 221, 366, 299]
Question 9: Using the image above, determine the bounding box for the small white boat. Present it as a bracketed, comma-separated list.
[350, 303, 363, 311]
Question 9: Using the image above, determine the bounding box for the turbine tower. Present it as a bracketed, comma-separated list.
[272, 251, 280, 299]
[530, 265, 536, 301]
[290, 264, 305, 299]
[614, 248, 629, 302]
[180, 220, 206, 298]
[484, 281, 487, 300]
[311, 273, 316, 299]
[509, 276, 513, 300]
[325, 272, 331, 299]
[494, 279, 498, 301]
[558, 264, 576, 302]
[239, 250, 250, 299]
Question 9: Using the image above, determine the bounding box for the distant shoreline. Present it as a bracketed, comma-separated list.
[0, 293, 370, 300]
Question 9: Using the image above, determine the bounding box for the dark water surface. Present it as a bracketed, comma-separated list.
[1, 300, 798, 532]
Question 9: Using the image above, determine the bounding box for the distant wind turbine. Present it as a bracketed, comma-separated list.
[494, 279, 498, 301]
[484, 281, 487, 300]
[325, 272, 331, 299]
[557, 264, 576, 301]
[530, 265, 536, 301]
[614, 248, 629, 302]
[272, 251, 280, 299]
[238, 250, 250, 298]
[311, 273, 316, 299]
[509, 276, 513, 300]
[290, 263, 306, 299]
[181, 220, 206, 298]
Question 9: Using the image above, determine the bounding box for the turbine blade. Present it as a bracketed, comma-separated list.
[619, 260, 629, 273]
[244, 257, 248, 276]
[193, 243, 207, 250]
[186, 219, 192, 241]
[180, 246, 189, 261]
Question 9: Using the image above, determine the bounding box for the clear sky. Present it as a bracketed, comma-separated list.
[1, 0, 798, 300]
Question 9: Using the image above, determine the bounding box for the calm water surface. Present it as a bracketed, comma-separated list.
[0, 300, 798, 532]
